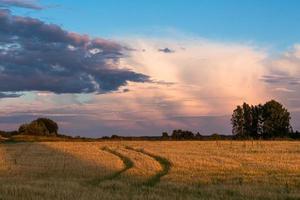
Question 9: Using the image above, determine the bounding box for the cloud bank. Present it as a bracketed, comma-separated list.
[0, 92, 22, 98]
[123, 38, 269, 115]
[0, 9, 149, 94]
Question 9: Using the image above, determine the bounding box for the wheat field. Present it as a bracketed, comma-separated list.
[0, 141, 299, 200]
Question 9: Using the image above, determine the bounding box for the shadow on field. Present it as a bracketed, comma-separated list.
[1, 142, 299, 200]
[0, 142, 141, 184]
[0, 142, 175, 187]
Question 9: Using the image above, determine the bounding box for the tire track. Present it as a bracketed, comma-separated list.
[89, 146, 134, 185]
[126, 146, 171, 187]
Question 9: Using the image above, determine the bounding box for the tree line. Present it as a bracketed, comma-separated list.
[1, 102, 299, 141]
[160, 100, 299, 140]
[161, 130, 232, 140]
[231, 100, 299, 139]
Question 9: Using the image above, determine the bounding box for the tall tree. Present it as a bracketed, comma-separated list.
[262, 100, 291, 138]
[231, 105, 244, 137]
[250, 105, 263, 138]
[242, 103, 252, 138]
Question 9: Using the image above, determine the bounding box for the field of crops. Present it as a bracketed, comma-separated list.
[0, 141, 299, 200]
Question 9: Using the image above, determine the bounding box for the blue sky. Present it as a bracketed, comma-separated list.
[1, 0, 300, 136]
[12, 0, 300, 50]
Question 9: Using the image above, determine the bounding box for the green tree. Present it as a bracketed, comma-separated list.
[171, 130, 194, 140]
[231, 100, 292, 139]
[23, 121, 49, 135]
[262, 100, 291, 138]
[171, 129, 182, 139]
[35, 118, 58, 134]
[250, 105, 263, 138]
[242, 102, 252, 138]
[18, 118, 59, 136]
[162, 132, 169, 139]
[18, 124, 29, 134]
[195, 132, 203, 139]
[231, 105, 244, 137]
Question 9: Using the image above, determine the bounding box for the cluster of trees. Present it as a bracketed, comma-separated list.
[231, 100, 299, 139]
[159, 100, 299, 140]
[162, 130, 202, 140]
[161, 130, 233, 140]
[18, 118, 58, 136]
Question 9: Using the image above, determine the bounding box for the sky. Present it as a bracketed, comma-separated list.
[0, 0, 300, 137]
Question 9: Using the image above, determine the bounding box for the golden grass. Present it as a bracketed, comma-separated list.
[0, 141, 299, 200]
[118, 147, 161, 182]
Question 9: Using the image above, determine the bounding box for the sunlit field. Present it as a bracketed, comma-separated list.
[0, 141, 299, 200]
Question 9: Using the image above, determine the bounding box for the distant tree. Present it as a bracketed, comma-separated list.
[262, 100, 291, 138]
[171, 129, 182, 140]
[171, 129, 195, 140]
[250, 105, 263, 138]
[35, 118, 58, 134]
[242, 103, 252, 138]
[22, 120, 49, 136]
[231, 105, 244, 137]
[294, 131, 300, 139]
[181, 130, 194, 139]
[111, 135, 121, 139]
[18, 118, 58, 136]
[0, 130, 19, 137]
[195, 132, 203, 139]
[211, 133, 221, 140]
[18, 124, 29, 134]
[162, 132, 169, 139]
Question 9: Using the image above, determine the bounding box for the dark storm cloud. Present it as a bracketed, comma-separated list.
[0, 92, 22, 98]
[158, 48, 175, 53]
[0, 0, 43, 10]
[0, 9, 150, 95]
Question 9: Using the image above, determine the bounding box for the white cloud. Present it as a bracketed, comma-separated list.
[121, 37, 270, 115]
